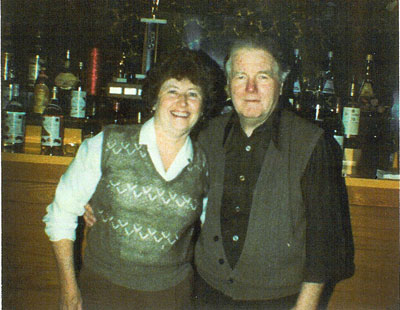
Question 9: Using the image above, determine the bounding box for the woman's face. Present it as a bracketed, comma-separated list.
[153, 78, 203, 138]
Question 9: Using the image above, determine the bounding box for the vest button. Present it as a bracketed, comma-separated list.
[235, 206, 240, 212]
[232, 235, 239, 242]
[213, 235, 219, 242]
[218, 258, 224, 265]
[239, 175, 245, 182]
[245, 145, 251, 152]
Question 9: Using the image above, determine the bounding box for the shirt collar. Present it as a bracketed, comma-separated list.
[223, 110, 280, 147]
[139, 117, 194, 180]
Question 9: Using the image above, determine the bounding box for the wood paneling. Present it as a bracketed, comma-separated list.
[2, 153, 399, 309]
[329, 180, 399, 310]
[2, 154, 70, 310]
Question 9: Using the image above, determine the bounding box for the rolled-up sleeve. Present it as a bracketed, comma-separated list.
[43, 132, 103, 241]
[302, 133, 355, 283]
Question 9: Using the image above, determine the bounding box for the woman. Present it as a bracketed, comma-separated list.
[43, 48, 218, 310]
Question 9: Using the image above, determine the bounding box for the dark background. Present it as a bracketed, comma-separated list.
[1, 0, 399, 106]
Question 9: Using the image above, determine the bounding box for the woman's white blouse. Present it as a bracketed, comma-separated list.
[43, 117, 207, 241]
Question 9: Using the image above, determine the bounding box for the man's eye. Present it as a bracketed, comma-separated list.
[259, 74, 269, 80]
[234, 74, 246, 80]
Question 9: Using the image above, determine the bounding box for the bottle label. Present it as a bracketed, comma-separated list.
[70, 90, 87, 118]
[359, 82, 374, 97]
[55, 72, 78, 90]
[4, 111, 26, 144]
[293, 79, 301, 93]
[33, 83, 50, 114]
[334, 135, 344, 149]
[28, 57, 40, 87]
[343, 107, 360, 135]
[322, 80, 335, 95]
[42, 116, 62, 146]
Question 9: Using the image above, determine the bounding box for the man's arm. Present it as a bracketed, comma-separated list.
[300, 133, 355, 308]
[52, 239, 82, 310]
[294, 282, 325, 310]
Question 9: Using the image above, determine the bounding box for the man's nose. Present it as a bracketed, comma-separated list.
[246, 78, 257, 93]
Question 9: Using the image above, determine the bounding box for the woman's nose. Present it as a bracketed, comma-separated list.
[177, 93, 188, 106]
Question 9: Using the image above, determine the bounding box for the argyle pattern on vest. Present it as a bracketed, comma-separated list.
[84, 124, 208, 291]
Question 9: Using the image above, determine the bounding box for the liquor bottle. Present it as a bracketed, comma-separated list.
[41, 87, 64, 156]
[358, 54, 376, 108]
[111, 100, 125, 125]
[2, 84, 26, 153]
[27, 30, 46, 88]
[2, 52, 17, 109]
[326, 99, 344, 149]
[343, 78, 361, 146]
[82, 98, 101, 141]
[321, 51, 337, 109]
[2, 51, 14, 82]
[55, 50, 78, 112]
[286, 48, 303, 112]
[313, 79, 325, 124]
[358, 54, 380, 178]
[69, 62, 87, 120]
[32, 69, 50, 115]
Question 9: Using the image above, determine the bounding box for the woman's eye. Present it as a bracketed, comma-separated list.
[167, 89, 178, 95]
[188, 92, 200, 98]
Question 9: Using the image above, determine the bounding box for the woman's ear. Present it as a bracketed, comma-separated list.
[224, 84, 231, 99]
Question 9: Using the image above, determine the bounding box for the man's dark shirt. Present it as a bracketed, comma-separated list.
[221, 111, 354, 283]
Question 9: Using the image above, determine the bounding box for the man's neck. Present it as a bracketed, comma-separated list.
[239, 115, 269, 137]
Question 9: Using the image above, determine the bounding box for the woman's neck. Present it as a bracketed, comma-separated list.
[154, 125, 188, 172]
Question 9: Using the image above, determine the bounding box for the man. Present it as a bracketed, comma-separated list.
[84, 35, 354, 309]
[192, 35, 354, 309]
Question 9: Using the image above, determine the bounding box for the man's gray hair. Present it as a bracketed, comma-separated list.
[225, 36, 290, 84]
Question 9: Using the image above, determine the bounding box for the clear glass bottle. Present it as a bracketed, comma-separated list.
[55, 50, 78, 113]
[41, 87, 64, 156]
[287, 48, 303, 113]
[343, 78, 361, 147]
[111, 100, 125, 125]
[33, 69, 50, 115]
[27, 30, 46, 88]
[358, 54, 380, 178]
[2, 84, 26, 153]
[322, 51, 337, 110]
[358, 54, 376, 107]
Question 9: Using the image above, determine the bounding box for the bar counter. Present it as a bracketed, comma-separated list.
[2, 151, 399, 310]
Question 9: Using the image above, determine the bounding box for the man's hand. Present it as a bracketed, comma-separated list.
[83, 204, 96, 227]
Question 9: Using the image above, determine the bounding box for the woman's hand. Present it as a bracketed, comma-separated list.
[52, 240, 82, 310]
[83, 204, 97, 227]
[59, 285, 82, 310]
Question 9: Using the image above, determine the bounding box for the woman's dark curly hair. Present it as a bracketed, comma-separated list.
[142, 48, 225, 136]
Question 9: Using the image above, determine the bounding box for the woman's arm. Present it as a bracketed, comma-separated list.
[52, 239, 82, 310]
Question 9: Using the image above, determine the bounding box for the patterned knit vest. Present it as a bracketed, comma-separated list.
[84, 124, 208, 291]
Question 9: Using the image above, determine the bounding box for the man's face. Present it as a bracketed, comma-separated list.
[228, 48, 282, 125]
